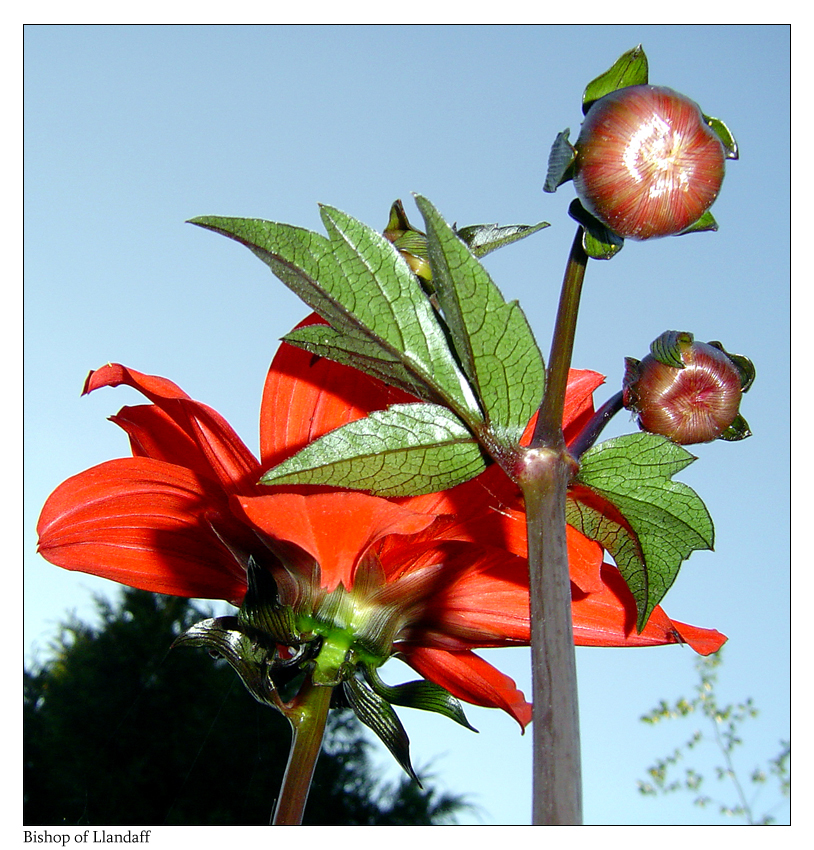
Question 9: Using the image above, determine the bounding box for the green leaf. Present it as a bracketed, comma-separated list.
[569, 199, 625, 259]
[543, 128, 577, 193]
[582, 45, 649, 114]
[707, 341, 756, 392]
[570, 432, 714, 630]
[718, 413, 752, 442]
[189, 212, 480, 422]
[414, 195, 545, 448]
[650, 330, 693, 368]
[259, 402, 488, 497]
[237, 557, 299, 646]
[364, 666, 477, 732]
[282, 322, 436, 402]
[679, 210, 719, 235]
[455, 220, 550, 257]
[173, 617, 281, 708]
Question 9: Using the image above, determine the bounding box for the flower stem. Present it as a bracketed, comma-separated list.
[569, 390, 625, 460]
[532, 228, 589, 451]
[271, 679, 333, 825]
[523, 227, 589, 825]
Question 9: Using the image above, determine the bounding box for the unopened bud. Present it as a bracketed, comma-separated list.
[623, 331, 754, 444]
[574, 86, 731, 240]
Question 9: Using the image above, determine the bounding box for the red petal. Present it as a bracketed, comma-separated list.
[397, 483, 603, 595]
[566, 525, 605, 594]
[234, 491, 436, 592]
[85, 364, 259, 494]
[572, 563, 726, 654]
[563, 368, 605, 442]
[37, 457, 248, 602]
[407, 548, 530, 647]
[400, 645, 532, 728]
[260, 314, 415, 468]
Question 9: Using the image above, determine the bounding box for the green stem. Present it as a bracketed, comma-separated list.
[271, 679, 333, 825]
[522, 226, 588, 825]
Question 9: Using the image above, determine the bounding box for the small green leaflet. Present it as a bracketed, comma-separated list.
[259, 402, 487, 497]
[343, 674, 420, 785]
[567, 432, 714, 631]
[363, 666, 476, 732]
[544, 129, 577, 193]
[455, 220, 550, 258]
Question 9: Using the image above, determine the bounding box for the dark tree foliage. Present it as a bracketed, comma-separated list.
[24, 588, 470, 826]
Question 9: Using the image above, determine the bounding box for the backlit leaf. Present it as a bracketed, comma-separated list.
[582, 45, 649, 114]
[455, 220, 550, 257]
[569, 432, 714, 630]
[189, 211, 481, 423]
[415, 195, 545, 449]
[260, 402, 487, 497]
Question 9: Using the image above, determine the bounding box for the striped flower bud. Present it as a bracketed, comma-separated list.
[623, 332, 754, 444]
[574, 85, 728, 240]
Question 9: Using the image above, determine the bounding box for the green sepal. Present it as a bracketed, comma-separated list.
[708, 341, 756, 392]
[543, 128, 577, 193]
[454, 220, 550, 258]
[679, 210, 719, 235]
[582, 45, 649, 115]
[415, 194, 545, 450]
[570, 432, 715, 631]
[650, 330, 693, 368]
[568, 199, 625, 259]
[704, 114, 739, 160]
[259, 402, 488, 497]
[363, 666, 477, 732]
[189, 210, 480, 423]
[237, 556, 300, 646]
[343, 673, 421, 785]
[173, 617, 283, 709]
[717, 413, 752, 441]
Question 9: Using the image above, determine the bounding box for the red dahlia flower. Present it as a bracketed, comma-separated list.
[37, 315, 725, 741]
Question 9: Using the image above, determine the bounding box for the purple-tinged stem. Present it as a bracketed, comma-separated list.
[522, 227, 588, 825]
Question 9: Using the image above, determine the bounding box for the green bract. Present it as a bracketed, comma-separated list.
[174, 558, 476, 783]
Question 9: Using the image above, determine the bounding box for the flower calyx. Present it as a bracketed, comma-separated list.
[623, 330, 754, 445]
[173, 556, 476, 782]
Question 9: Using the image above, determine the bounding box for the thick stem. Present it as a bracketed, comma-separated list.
[271, 680, 333, 825]
[523, 226, 589, 825]
[521, 456, 582, 825]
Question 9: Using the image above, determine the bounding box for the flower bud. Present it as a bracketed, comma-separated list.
[623, 331, 753, 444]
[574, 85, 728, 240]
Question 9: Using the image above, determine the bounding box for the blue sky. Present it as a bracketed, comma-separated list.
[24, 25, 790, 826]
